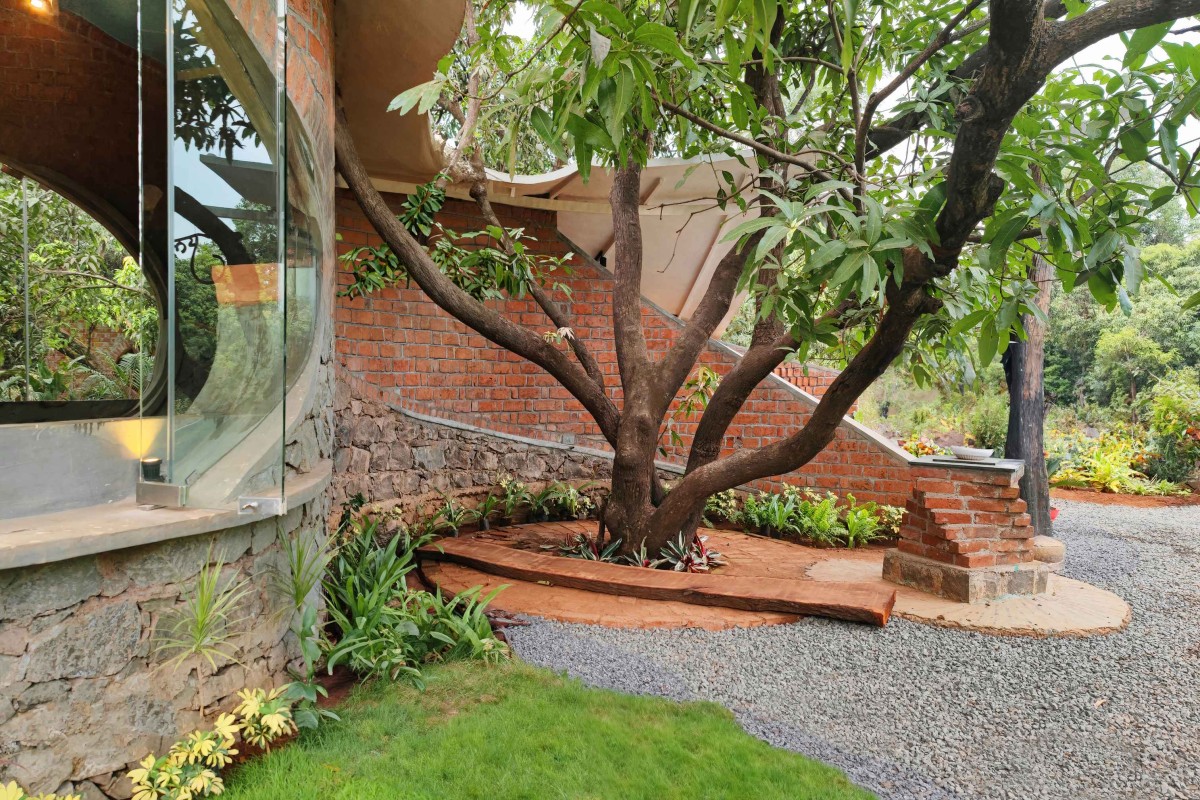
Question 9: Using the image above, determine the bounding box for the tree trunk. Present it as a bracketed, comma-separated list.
[1004, 253, 1053, 536]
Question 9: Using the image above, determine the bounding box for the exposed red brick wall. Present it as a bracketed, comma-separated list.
[0, 1, 164, 247]
[334, 191, 914, 507]
[773, 362, 843, 402]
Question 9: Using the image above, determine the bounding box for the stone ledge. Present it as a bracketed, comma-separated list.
[0, 461, 332, 571]
[883, 548, 1050, 603]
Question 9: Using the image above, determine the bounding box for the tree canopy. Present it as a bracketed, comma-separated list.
[338, 0, 1200, 550]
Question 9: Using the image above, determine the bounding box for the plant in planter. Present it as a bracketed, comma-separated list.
[760, 493, 802, 539]
[437, 494, 471, 536]
[842, 507, 884, 548]
[527, 485, 558, 523]
[739, 492, 768, 534]
[703, 488, 742, 527]
[470, 493, 502, 531]
[497, 474, 532, 526]
[555, 532, 623, 562]
[546, 481, 596, 521]
[659, 533, 726, 573]
[620, 539, 663, 569]
[794, 491, 848, 546]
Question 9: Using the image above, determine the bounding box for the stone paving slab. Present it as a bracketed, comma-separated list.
[418, 536, 897, 625]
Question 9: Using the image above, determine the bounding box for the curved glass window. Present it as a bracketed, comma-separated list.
[0, 0, 319, 522]
[0, 171, 158, 420]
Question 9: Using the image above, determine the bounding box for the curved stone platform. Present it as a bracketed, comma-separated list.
[807, 557, 1130, 637]
[419, 523, 1129, 636]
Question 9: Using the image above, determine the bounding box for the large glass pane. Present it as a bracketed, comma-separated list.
[141, 0, 287, 510]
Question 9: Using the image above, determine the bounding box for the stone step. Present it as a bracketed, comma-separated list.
[417, 538, 896, 626]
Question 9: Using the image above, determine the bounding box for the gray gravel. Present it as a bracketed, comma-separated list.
[506, 499, 1200, 800]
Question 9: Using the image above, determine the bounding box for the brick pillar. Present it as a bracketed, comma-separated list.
[882, 457, 1050, 603]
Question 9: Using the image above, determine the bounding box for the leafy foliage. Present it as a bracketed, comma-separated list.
[0, 171, 156, 401]
[322, 506, 508, 688]
[708, 486, 902, 547]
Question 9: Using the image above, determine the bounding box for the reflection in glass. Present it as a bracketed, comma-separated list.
[159, 0, 288, 506]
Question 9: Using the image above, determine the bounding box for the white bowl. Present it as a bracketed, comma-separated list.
[950, 445, 995, 461]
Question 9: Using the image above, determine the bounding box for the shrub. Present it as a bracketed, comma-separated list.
[545, 481, 596, 520]
[323, 509, 507, 687]
[703, 488, 741, 526]
[1, 781, 81, 800]
[127, 690, 298, 800]
[1143, 368, 1200, 484]
[967, 393, 1008, 452]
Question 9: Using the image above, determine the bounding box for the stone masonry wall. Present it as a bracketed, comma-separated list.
[335, 192, 914, 508]
[0, 494, 329, 799]
[330, 370, 616, 514]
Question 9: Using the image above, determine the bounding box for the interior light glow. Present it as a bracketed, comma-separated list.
[28, 0, 50, 11]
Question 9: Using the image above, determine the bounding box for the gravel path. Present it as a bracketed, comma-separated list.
[506, 499, 1200, 800]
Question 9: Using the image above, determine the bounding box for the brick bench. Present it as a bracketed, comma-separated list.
[883, 456, 1049, 603]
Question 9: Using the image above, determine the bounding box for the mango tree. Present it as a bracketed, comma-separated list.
[335, 0, 1200, 553]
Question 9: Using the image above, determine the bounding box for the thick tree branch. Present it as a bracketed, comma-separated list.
[855, 0, 986, 173]
[334, 108, 622, 447]
[610, 160, 652, 388]
[1043, 0, 1200, 66]
[865, 0, 1069, 160]
[649, 282, 939, 535]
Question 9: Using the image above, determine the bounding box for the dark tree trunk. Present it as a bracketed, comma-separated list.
[1004, 252, 1053, 536]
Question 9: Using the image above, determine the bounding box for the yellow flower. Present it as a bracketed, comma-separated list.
[1, 781, 26, 800]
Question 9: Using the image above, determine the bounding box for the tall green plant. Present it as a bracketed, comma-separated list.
[155, 553, 250, 717]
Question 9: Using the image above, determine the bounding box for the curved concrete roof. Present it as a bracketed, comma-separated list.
[335, 0, 465, 183]
[335, 0, 757, 326]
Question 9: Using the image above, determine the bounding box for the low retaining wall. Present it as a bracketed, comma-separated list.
[0, 495, 329, 798]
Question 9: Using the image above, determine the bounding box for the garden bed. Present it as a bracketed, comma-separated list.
[1050, 487, 1200, 508]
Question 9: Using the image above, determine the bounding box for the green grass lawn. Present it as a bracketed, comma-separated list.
[224, 660, 874, 800]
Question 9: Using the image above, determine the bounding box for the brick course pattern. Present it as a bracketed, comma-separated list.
[0, 0, 165, 246]
[332, 190, 1042, 603]
[334, 192, 913, 507]
[883, 459, 1048, 602]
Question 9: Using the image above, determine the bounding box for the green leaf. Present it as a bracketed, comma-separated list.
[1182, 289, 1200, 311]
[1124, 21, 1172, 66]
[950, 309, 988, 336]
[916, 182, 947, 222]
[633, 22, 696, 68]
[806, 240, 846, 273]
[715, 0, 739, 28]
[978, 324, 998, 368]
[530, 106, 566, 162]
[1119, 127, 1150, 162]
[829, 249, 867, 286]
[1167, 82, 1200, 126]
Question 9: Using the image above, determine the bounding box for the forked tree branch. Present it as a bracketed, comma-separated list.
[334, 108, 622, 446]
